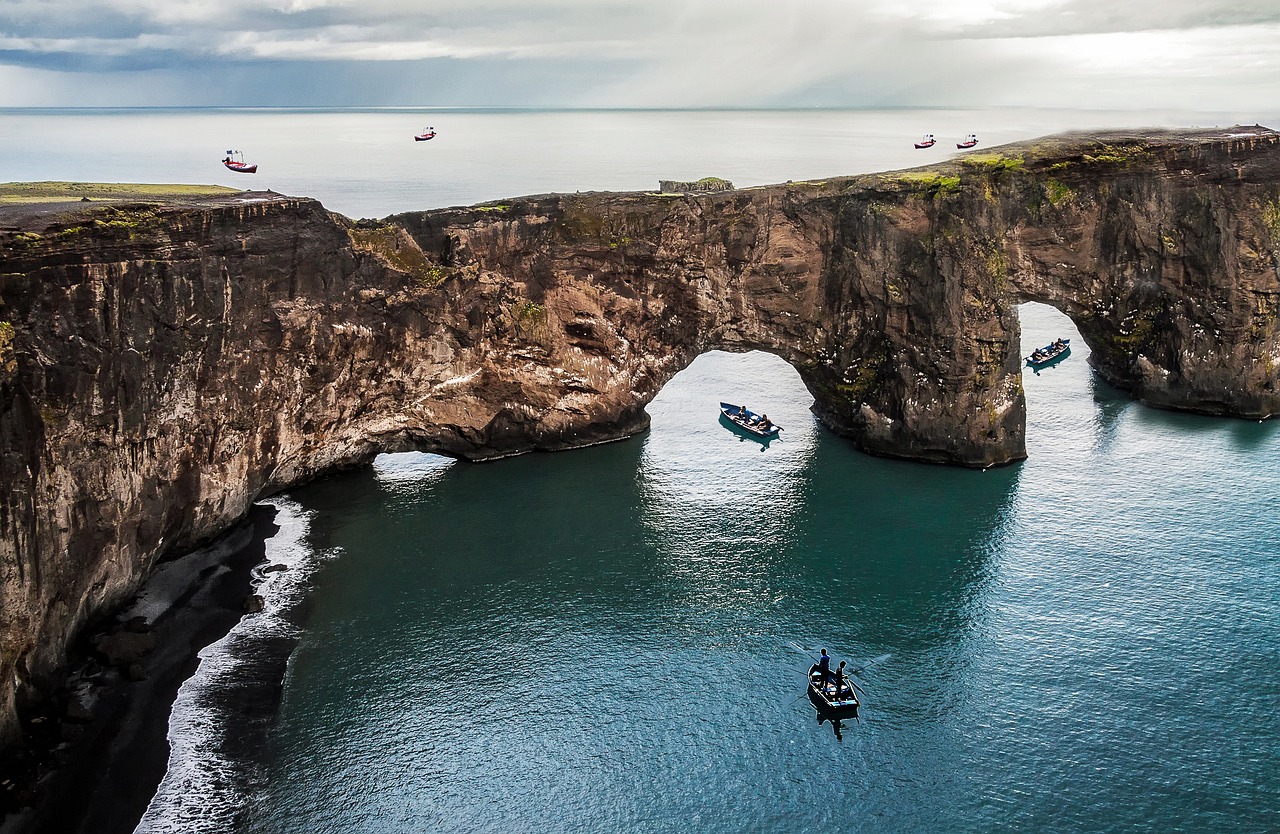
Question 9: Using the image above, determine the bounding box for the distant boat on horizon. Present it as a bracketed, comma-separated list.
[221, 150, 257, 174]
[414, 127, 437, 142]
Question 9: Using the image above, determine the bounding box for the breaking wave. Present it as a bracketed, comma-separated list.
[133, 497, 328, 834]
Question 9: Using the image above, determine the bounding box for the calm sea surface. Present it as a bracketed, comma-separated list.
[11, 109, 1275, 832]
[4, 106, 1277, 218]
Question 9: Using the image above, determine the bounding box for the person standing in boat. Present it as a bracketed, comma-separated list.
[833, 661, 849, 698]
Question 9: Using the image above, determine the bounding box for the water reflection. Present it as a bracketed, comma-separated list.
[640, 351, 818, 614]
[642, 351, 1021, 733]
[1226, 417, 1280, 451]
[240, 335, 1279, 834]
[816, 711, 848, 742]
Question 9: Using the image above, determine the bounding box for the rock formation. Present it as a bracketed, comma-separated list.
[658, 177, 735, 193]
[2, 127, 1278, 750]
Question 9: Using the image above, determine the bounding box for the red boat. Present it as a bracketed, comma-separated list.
[414, 127, 436, 141]
[914, 134, 936, 149]
[221, 150, 257, 174]
[956, 134, 979, 149]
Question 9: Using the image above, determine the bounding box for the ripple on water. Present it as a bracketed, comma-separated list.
[146, 314, 1280, 834]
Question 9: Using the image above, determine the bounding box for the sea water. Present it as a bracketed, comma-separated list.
[5, 106, 1277, 219]
[5, 109, 1274, 832]
[222, 303, 1279, 833]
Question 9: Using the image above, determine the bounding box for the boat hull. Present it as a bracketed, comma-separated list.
[808, 671, 859, 713]
[1026, 339, 1071, 368]
[957, 142, 978, 149]
[223, 163, 257, 174]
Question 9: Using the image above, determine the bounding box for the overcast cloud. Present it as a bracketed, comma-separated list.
[0, 0, 1275, 107]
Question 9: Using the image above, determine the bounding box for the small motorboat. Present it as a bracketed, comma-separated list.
[719, 402, 781, 439]
[807, 666, 860, 714]
[414, 127, 437, 141]
[1026, 338, 1071, 368]
[914, 134, 936, 149]
[956, 134, 979, 149]
[221, 150, 257, 174]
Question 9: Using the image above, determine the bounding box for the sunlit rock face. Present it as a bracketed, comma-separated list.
[1, 126, 1278, 748]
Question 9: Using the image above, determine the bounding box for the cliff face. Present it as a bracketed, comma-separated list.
[2, 127, 1278, 748]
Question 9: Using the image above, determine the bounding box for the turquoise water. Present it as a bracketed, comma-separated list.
[233, 303, 1279, 833]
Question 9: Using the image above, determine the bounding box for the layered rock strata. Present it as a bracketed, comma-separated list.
[2, 127, 1278, 750]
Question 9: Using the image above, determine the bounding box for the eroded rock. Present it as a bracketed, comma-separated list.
[1, 127, 1278, 750]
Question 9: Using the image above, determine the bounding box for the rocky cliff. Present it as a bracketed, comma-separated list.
[2, 127, 1278, 750]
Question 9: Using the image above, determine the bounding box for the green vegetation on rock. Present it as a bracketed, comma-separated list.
[1111, 309, 1160, 355]
[348, 225, 444, 286]
[1045, 179, 1074, 207]
[895, 172, 962, 195]
[1262, 197, 1280, 248]
[554, 204, 607, 242]
[980, 242, 1009, 288]
[1082, 144, 1149, 165]
[514, 300, 547, 324]
[0, 321, 15, 375]
[0, 181, 240, 204]
[961, 154, 1025, 173]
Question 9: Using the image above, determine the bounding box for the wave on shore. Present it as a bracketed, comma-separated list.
[133, 497, 327, 834]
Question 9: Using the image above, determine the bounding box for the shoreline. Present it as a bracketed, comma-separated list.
[0, 505, 280, 834]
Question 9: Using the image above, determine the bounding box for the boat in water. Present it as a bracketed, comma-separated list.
[807, 666, 860, 714]
[914, 134, 936, 149]
[221, 150, 257, 174]
[414, 128, 437, 141]
[719, 403, 781, 439]
[1027, 338, 1071, 368]
[957, 134, 979, 149]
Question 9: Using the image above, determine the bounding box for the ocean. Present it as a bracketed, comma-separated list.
[5, 108, 1277, 833]
[5, 106, 1277, 219]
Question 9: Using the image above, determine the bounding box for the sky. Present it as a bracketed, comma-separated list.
[0, 0, 1277, 108]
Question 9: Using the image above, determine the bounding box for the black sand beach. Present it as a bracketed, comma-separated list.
[0, 505, 278, 834]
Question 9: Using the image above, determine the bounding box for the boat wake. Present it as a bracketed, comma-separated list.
[133, 497, 329, 834]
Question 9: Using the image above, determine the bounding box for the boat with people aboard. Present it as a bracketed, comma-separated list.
[719, 402, 781, 439]
[914, 134, 936, 149]
[957, 134, 979, 149]
[221, 151, 257, 174]
[807, 665, 860, 714]
[414, 127, 437, 141]
[1027, 337, 1071, 368]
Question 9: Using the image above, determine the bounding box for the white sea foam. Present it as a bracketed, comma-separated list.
[133, 497, 327, 834]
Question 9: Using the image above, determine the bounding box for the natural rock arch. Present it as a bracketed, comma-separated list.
[2, 127, 1279, 748]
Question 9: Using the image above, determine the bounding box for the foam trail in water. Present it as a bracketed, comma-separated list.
[133, 497, 325, 834]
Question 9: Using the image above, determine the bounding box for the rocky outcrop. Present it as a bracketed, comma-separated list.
[658, 177, 735, 193]
[2, 127, 1278, 751]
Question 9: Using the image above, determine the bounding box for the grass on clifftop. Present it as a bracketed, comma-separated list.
[0, 182, 241, 204]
